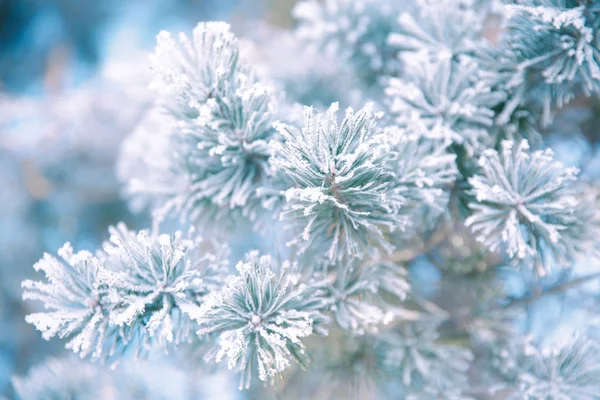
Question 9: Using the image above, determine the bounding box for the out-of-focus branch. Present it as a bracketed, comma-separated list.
[388, 225, 449, 263]
[505, 271, 600, 309]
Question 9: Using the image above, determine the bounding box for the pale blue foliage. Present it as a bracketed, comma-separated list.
[193, 251, 329, 389]
[378, 319, 474, 396]
[100, 223, 229, 346]
[146, 22, 283, 228]
[386, 57, 505, 154]
[293, 0, 407, 86]
[12, 356, 235, 400]
[22, 223, 228, 361]
[117, 109, 183, 216]
[389, 0, 486, 63]
[273, 103, 405, 261]
[466, 140, 599, 276]
[273, 106, 454, 263]
[245, 27, 363, 110]
[22, 242, 112, 360]
[387, 129, 458, 236]
[495, 106, 544, 146]
[316, 259, 409, 334]
[502, 0, 600, 125]
[494, 335, 600, 399]
[13, 357, 105, 400]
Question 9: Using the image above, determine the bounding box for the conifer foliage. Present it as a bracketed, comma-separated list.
[16, 1, 600, 398]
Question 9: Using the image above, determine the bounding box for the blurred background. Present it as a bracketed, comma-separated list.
[0, 0, 297, 396]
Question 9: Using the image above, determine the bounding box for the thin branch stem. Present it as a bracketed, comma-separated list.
[388, 224, 448, 263]
[505, 271, 600, 309]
